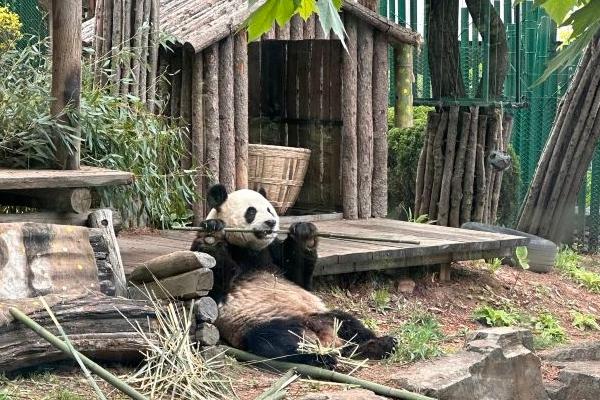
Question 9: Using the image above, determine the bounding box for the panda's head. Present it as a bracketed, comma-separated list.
[205, 184, 279, 250]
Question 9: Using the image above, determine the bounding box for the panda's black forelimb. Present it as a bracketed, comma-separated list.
[273, 222, 319, 291]
[242, 319, 338, 369]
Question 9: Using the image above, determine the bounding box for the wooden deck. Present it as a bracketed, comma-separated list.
[118, 218, 528, 276]
[0, 166, 133, 189]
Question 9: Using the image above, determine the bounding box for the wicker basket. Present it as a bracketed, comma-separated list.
[247, 144, 311, 215]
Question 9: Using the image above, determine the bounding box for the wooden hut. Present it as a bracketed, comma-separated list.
[82, 0, 422, 221]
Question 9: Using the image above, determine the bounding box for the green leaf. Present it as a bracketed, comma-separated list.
[316, 0, 347, 49]
[540, 0, 578, 23]
[246, 0, 279, 42]
[298, 0, 317, 20]
[515, 246, 530, 270]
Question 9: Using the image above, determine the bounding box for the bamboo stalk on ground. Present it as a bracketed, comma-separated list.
[460, 106, 479, 224]
[225, 347, 435, 400]
[428, 111, 449, 219]
[437, 107, 459, 226]
[256, 369, 298, 400]
[449, 111, 471, 227]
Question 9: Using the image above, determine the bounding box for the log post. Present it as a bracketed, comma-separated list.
[88, 209, 127, 298]
[0, 189, 92, 214]
[460, 107, 479, 224]
[304, 16, 316, 39]
[139, 0, 151, 103]
[110, 0, 123, 90]
[473, 114, 489, 222]
[449, 111, 472, 227]
[428, 111, 448, 219]
[131, 0, 144, 98]
[147, 0, 160, 111]
[51, 0, 82, 170]
[170, 48, 182, 119]
[192, 52, 205, 223]
[121, 0, 132, 96]
[417, 112, 439, 216]
[180, 47, 193, 169]
[394, 44, 413, 128]
[234, 32, 249, 189]
[204, 44, 220, 186]
[218, 36, 236, 192]
[371, 32, 388, 217]
[356, 22, 374, 219]
[437, 107, 459, 226]
[341, 16, 358, 219]
[290, 15, 304, 40]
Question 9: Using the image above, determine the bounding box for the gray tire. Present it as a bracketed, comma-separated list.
[461, 222, 557, 273]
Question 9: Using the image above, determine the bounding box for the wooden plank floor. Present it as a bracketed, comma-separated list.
[118, 218, 529, 276]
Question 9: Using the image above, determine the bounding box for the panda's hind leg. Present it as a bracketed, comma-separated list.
[241, 319, 337, 369]
[322, 310, 397, 360]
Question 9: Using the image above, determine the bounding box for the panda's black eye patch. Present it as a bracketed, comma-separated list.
[267, 208, 274, 216]
[245, 207, 257, 223]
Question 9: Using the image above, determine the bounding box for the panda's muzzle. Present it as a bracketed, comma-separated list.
[253, 220, 277, 239]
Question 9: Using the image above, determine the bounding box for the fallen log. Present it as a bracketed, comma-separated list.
[127, 251, 216, 284]
[0, 293, 158, 373]
[128, 269, 214, 301]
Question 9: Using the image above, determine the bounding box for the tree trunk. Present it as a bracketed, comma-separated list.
[518, 32, 600, 243]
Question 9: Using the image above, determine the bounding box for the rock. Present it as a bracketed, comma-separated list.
[393, 327, 548, 400]
[299, 389, 388, 400]
[540, 342, 600, 362]
[195, 322, 220, 346]
[546, 361, 600, 400]
[396, 278, 416, 294]
[194, 296, 218, 323]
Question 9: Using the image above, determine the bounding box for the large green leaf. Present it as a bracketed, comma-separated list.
[298, 0, 317, 20]
[315, 0, 347, 48]
[539, 0, 578, 23]
[246, 0, 279, 41]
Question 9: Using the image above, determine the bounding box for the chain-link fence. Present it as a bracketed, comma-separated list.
[379, 1, 600, 246]
[0, 0, 47, 41]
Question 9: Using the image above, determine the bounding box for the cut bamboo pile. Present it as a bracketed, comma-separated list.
[415, 106, 513, 227]
[93, 0, 160, 110]
[518, 33, 600, 243]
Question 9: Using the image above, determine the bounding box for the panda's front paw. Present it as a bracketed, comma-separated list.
[289, 222, 318, 250]
[197, 219, 226, 245]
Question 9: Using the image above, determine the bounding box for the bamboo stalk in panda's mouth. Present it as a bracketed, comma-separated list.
[172, 227, 421, 245]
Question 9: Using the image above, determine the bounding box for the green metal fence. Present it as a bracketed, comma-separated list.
[0, 0, 47, 41]
[379, 1, 600, 247]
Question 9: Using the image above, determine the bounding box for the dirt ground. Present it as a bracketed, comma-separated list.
[2, 258, 600, 399]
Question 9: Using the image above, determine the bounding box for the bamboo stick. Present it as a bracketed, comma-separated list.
[173, 227, 421, 245]
[9, 307, 149, 400]
[256, 369, 298, 400]
[224, 347, 435, 400]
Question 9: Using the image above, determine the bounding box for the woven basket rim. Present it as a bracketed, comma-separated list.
[248, 143, 312, 154]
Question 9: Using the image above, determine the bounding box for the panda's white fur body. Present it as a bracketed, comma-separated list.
[191, 184, 396, 367]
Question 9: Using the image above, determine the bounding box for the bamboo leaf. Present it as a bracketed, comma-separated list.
[315, 0, 347, 48]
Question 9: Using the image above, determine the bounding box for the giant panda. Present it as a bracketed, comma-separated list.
[190, 184, 396, 367]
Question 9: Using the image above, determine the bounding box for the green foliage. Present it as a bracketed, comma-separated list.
[371, 288, 391, 312]
[496, 145, 522, 227]
[361, 317, 379, 331]
[0, 38, 75, 168]
[520, 0, 600, 83]
[0, 5, 22, 52]
[246, 0, 345, 48]
[555, 247, 600, 293]
[51, 390, 85, 400]
[387, 106, 433, 218]
[485, 258, 503, 274]
[571, 311, 600, 331]
[473, 305, 520, 327]
[390, 312, 444, 363]
[532, 312, 567, 348]
[0, 38, 195, 228]
[516, 246, 530, 270]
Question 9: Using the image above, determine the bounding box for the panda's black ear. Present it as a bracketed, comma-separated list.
[207, 184, 228, 209]
[258, 187, 268, 199]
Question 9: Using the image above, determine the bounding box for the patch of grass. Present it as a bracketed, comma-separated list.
[571, 311, 600, 331]
[361, 317, 379, 331]
[484, 258, 503, 274]
[472, 305, 520, 327]
[389, 312, 444, 363]
[555, 247, 600, 293]
[532, 312, 567, 349]
[50, 390, 85, 400]
[371, 288, 391, 312]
